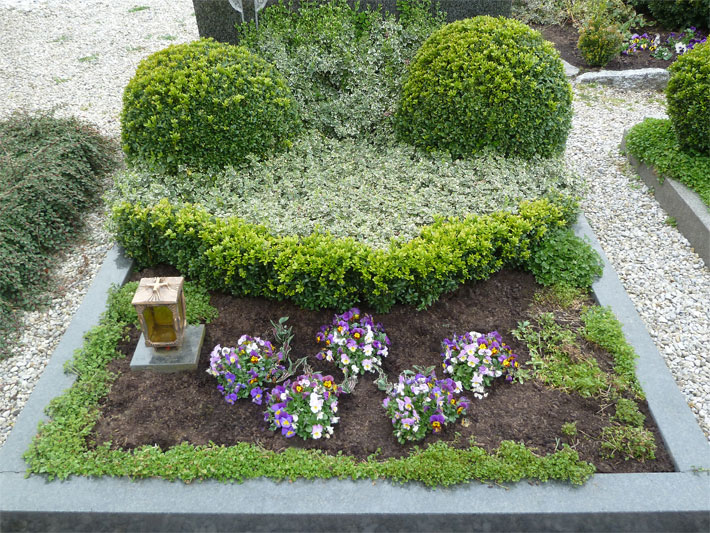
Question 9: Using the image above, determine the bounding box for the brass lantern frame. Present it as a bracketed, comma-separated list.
[131, 277, 187, 349]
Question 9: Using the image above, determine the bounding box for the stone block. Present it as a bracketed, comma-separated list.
[576, 68, 669, 90]
[130, 324, 205, 373]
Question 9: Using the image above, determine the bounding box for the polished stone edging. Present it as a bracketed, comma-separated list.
[1, 232, 709, 532]
[621, 131, 710, 267]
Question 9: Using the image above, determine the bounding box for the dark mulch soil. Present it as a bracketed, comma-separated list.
[535, 23, 676, 71]
[91, 266, 674, 475]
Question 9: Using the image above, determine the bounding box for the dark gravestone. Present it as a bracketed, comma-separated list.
[193, 0, 512, 44]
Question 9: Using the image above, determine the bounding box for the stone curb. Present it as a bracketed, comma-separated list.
[621, 131, 710, 267]
[1, 234, 709, 532]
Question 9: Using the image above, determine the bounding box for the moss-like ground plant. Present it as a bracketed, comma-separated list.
[24, 283, 595, 486]
[624, 118, 710, 207]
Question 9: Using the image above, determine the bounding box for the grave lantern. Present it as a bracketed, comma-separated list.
[132, 277, 187, 349]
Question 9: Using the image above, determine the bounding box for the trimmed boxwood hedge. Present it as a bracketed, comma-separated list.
[111, 197, 577, 312]
[666, 41, 710, 155]
[121, 38, 300, 173]
[395, 16, 572, 160]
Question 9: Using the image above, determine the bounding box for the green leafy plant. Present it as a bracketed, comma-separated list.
[666, 41, 710, 155]
[578, 12, 624, 67]
[237, 0, 444, 141]
[0, 112, 117, 359]
[395, 16, 572, 160]
[561, 421, 578, 438]
[525, 229, 603, 289]
[581, 306, 642, 396]
[513, 313, 609, 398]
[600, 425, 656, 461]
[613, 398, 646, 427]
[109, 197, 577, 313]
[106, 132, 583, 249]
[121, 38, 300, 173]
[646, 0, 709, 31]
[624, 118, 710, 206]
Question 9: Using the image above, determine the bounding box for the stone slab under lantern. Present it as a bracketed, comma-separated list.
[129, 324, 205, 373]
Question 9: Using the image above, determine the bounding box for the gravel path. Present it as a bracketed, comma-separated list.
[1, 0, 708, 449]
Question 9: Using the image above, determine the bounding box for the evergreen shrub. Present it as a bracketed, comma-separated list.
[121, 38, 300, 173]
[395, 16, 573, 160]
[110, 198, 576, 312]
[577, 17, 624, 67]
[647, 0, 709, 31]
[666, 41, 710, 155]
[0, 112, 117, 358]
[237, 0, 444, 140]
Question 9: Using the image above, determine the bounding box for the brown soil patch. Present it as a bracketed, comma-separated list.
[535, 23, 677, 71]
[91, 267, 674, 474]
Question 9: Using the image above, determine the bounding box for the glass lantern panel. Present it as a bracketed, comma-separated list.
[143, 306, 176, 343]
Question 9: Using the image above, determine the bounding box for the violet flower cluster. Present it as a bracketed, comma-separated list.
[623, 27, 707, 59]
[440, 330, 518, 399]
[315, 307, 390, 375]
[382, 371, 469, 443]
[264, 373, 342, 439]
[207, 336, 285, 405]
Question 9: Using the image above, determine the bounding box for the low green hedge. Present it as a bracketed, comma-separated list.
[111, 197, 578, 312]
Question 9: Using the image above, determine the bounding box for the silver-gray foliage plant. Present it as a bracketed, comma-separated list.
[107, 132, 583, 249]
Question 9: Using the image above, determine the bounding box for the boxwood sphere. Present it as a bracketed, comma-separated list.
[121, 39, 300, 172]
[666, 42, 710, 155]
[395, 17, 572, 159]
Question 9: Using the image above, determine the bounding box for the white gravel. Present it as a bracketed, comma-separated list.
[0, 1, 708, 450]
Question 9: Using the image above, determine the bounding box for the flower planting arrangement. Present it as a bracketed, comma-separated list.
[440, 331, 519, 399]
[207, 337, 285, 405]
[382, 369, 470, 443]
[264, 373, 342, 439]
[315, 308, 390, 376]
[21, 0, 678, 488]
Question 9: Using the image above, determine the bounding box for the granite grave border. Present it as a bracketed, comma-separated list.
[1, 216, 708, 532]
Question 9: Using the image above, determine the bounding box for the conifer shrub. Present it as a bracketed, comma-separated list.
[121, 38, 300, 173]
[666, 41, 710, 155]
[395, 16, 572, 160]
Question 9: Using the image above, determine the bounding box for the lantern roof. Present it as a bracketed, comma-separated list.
[131, 277, 184, 306]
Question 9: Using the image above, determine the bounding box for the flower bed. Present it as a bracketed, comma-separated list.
[22, 266, 676, 487]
